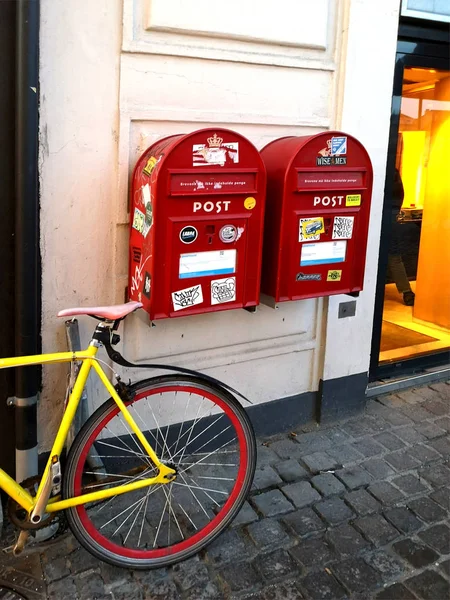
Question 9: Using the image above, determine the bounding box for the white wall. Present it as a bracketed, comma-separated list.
[38, 0, 400, 449]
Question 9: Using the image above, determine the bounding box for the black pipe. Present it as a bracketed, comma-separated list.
[15, 0, 40, 478]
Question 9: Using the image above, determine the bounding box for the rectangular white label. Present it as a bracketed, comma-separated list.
[300, 241, 347, 266]
[179, 250, 236, 279]
[211, 276, 236, 305]
[332, 216, 354, 240]
[172, 284, 203, 311]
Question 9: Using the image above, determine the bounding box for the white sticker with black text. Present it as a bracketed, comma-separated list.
[211, 277, 236, 305]
[172, 285, 203, 311]
[332, 216, 354, 240]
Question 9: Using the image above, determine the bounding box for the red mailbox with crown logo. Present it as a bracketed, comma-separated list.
[260, 131, 373, 304]
[128, 128, 266, 320]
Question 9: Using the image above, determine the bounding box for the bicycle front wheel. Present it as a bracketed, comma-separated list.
[64, 375, 256, 569]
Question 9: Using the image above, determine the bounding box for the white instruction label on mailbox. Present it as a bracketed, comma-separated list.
[179, 250, 236, 279]
[300, 241, 347, 266]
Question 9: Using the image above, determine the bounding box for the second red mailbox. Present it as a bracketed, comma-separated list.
[260, 131, 373, 303]
[129, 128, 266, 320]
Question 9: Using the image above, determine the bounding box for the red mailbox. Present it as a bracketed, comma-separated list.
[128, 128, 266, 320]
[260, 131, 373, 303]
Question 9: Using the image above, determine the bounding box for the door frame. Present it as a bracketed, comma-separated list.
[369, 39, 450, 381]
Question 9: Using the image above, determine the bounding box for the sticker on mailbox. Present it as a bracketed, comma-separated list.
[299, 217, 325, 241]
[172, 284, 204, 311]
[300, 241, 347, 267]
[211, 277, 236, 305]
[219, 225, 238, 243]
[179, 250, 236, 279]
[180, 226, 198, 244]
[327, 270, 342, 282]
[192, 133, 239, 167]
[332, 216, 354, 240]
[346, 194, 361, 207]
[244, 197, 256, 210]
[132, 208, 145, 235]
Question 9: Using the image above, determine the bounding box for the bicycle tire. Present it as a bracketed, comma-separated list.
[63, 374, 256, 569]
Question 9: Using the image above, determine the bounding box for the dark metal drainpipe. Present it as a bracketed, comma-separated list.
[14, 0, 40, 482]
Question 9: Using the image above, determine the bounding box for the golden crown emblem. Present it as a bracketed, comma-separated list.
[207, 133, 223, 148]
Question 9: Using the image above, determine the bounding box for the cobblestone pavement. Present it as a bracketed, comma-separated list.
[1, 381, 449, 599]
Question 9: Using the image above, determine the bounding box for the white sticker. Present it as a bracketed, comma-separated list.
[132, 208, 145, 234]
[172, 285, 203, 311]
[332, 216, 354, 239]
[141, 183, 153, 238]
[179, 250, 236, 279]
[211, 277, 236, 305]
[192, 134, 239, 167]
[300, 241, 347, 266]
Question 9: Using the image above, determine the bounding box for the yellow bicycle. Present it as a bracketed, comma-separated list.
[0, 301, 256, 569]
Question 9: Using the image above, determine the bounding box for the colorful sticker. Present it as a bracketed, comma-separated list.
[172, 284, 203, 311]
[316, 136, 348, 166]
[211, 277, 236, 305]
[179, 226, 198, 244]
[296, 272, 322, 281]
[142, 272, 151, 298]
[332, 216, 354, 240]
[299, 217, 325, 241]
[143, 156, 158, 176]
[244, 197, 256, 210]
[141, 183, 153, 237]
[327, 270, 342, 282]
[132, 208, 145, 234]
[219, 225, 237, 243]
[300, 241, 347, 266]
[346, 194, 361, 207]
[193, 134, 239, 167]
[179, 250, 236, 279]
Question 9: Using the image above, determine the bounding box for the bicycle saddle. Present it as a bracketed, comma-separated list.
[58, 301, 143, 320]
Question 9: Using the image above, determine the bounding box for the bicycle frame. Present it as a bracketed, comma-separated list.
[0, 344, 175, 517]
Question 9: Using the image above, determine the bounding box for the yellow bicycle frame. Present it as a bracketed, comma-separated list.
[0, 345, 175, 516]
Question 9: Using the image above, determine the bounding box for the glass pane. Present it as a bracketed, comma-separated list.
[379, 66, 450, 364]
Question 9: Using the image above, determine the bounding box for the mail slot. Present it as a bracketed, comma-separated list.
[260, 131, 373, 303]
[128, 128, 266, 319]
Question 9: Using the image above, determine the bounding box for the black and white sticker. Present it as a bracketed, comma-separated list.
[219, 224, 237, 243]
[296, 272, 322, 281]
[332, 216, 354, 240]
[143, 272, 151, 298]
[179, 226, 198, 244]
[172, 284, 203, 311]
[211, 277, 236, 305]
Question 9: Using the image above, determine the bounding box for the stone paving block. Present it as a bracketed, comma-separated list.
[392, 538, 439, 568]
[172, 556, 209, 591]
[323, 428, 352, 446]
[438, 558, 450, 577]
[185, 580, 223, 600]
[415, 422, 446, 440]
[429, 381, 450, 398]
[418, 523, 450, 554]
[283, 507, 326, 536]
[399, 404, 432, 423]
[269, 438, 303, 460]
[206, 529, 253, 565]
[300, 570, 347, 600]
[331, 557, 381, 593]
[247, 518, 290, 551]
[290, 537, 335, 568]
[419, 463, 450, 487]
[345, 489, 381, 515]
[392, 474, 428, 495]
[430, 487, 450, 510]
[408, 443, 441, 464]
[257, 444, 279, 466]
[376, 583, 418, 599]
[373, 431, 406, 451]
[364, 550, 407, 579]
[384, 507, 422, 534]
[252, 489, 294, 517]
[335, 465, 373, 489]
[408, 496, 447, 523]
[395, 389, 426, 405]
[231, 500, 259, 527]
[47, 577, 79, 600]
[134, 568, 169, 589]
[74, 571, 105, 600]
[218, 561, 260, 593]
[295, 431, 333, 454]
[423, 399, 449, 416]
[376, 405, 414, 427]
[393, 427, 426, 445]
[325, 443, 363, 465]
[43, 555, 71, 583]
[314, 498, 354, 526]
[384, 450, 420, 472]
[254, 548, 299, 580]
[341, 417, 381, 438]
[311, 473, 346, 497]
[428, 435, 450, 457]
[326, 523, 370, 556]
[354, 514, 400, 546]
[67, 547, 97, 575]
[274, 459, 308, 482]
[252, 465, 283, 490]
[404, 569, 450, 600]
[362, 458, 396, 479]
[300, 452, 340, 474]
[352, 438, 385, 458]
[282, 481, 321, 508]
[368, 481, 405, 505]
[112, 581, 144, 600]
[433, 416, 450, 432]
[244, 580, 304, 600]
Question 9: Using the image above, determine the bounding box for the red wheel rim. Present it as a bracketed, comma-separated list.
[72, 384, 249, 560]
